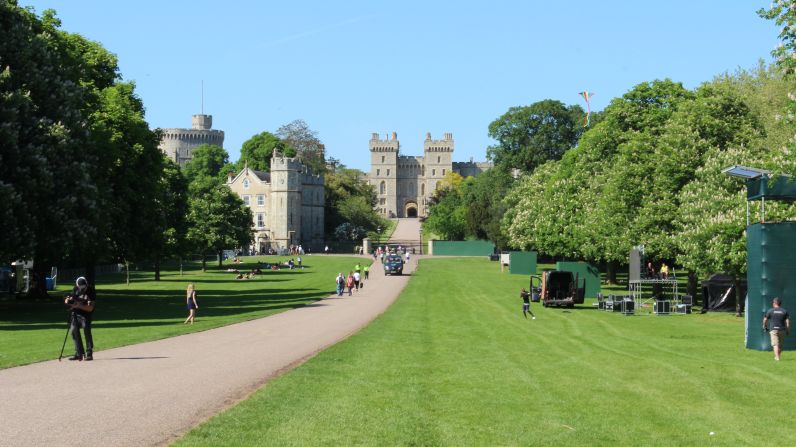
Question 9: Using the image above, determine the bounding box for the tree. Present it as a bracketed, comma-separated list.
[182, 144, 229, 194]
[151, 160, 189, 280]
[487, 100, 584, 174]
[187, 186, 253, 270]
[239, 131, 293, 172]
[461, 169, 514, 248]
[324, 166, 385, 234]
[276, 119, 325, 174]
[425, 178, 468, 240]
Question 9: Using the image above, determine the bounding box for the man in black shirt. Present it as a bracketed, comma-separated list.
[64, 277, 96, 361]
[763, 297, 790, 361]
[520, 288, 536, 320]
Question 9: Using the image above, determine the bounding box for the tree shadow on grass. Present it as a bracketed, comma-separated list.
[0, 287, 335, 328]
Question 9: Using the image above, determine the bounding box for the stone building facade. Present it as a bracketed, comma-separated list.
[159, 114, 225, 166]
[368, 132, 491, 218]
[226, 153, 324, 253]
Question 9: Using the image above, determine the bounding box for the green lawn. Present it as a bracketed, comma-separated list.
[177, 257, 795, 446]
[0, 255, 366, 369]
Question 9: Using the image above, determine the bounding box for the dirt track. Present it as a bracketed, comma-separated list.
[0, 219, 423, 447]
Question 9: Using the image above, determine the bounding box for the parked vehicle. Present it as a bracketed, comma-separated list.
[532, 270, 585, 308]
[383, 254, 404, 275]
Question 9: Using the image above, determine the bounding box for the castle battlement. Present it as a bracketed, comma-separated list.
[158, 114, 225, 166]
[423, 132, 454, 152]
[369, 132, 400, 152]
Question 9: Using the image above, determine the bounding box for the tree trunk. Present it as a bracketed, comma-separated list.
[605, 260, 619, 285]
[179, 257, 183, 276]
[217, 249, 223, 268]
[154, 256, 161, 281]
[687, 271, 698, 305]
[734, 276, 743, 318]
[125, 260, 130, 286]
[201, 253, 207, 272]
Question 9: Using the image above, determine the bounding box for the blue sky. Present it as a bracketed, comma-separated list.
[23, 1, 778, 171]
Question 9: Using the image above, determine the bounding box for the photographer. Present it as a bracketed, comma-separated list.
[64, 276, 96, 361]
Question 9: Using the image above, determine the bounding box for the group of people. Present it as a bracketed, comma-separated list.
[335, 262, 369, 296]
[645, 261, 671, 280]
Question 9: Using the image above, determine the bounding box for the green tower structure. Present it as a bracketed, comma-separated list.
[727, 167, 796, 350]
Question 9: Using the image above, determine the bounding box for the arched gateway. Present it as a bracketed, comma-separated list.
[405, 202, 418, 218]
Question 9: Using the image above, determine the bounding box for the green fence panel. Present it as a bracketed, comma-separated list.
[555, 261, 601, 298]
[509, 251, 537, 275]
[431, 240, 495, 256]
[746, 223, 796, 351]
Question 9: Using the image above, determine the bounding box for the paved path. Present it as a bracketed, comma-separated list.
[0, 220, 425, 447]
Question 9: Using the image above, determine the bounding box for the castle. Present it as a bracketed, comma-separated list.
[368, 132, 491, 218]
[226, 153, 324, 253]
[159, 114, 225, 166]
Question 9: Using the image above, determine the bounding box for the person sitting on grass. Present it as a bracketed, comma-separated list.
[520, 288, 536, 320]
[236, 273, 244, 280]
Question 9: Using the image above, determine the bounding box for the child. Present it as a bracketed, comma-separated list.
[520, 288, 536, 320]
[346, 272, 355, 296]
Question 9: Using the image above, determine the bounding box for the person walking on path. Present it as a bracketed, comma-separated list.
[346, 272, 355, 296]
[363, 264, 370, 280]
[353, 271, 361, 291]
[520, 288, 536, 320]
[64, 276, 96, 361]
[763, 297, 790, 361]
[335, 273, 345, 296]
[184, 284, 199, 324]
[405, 252, 410, 262]
[354, 262, 362, 276]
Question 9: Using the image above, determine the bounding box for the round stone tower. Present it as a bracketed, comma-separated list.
[159, 114, 225, 166]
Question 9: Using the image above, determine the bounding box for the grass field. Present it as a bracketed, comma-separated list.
[177, 257, 795, 446]
[0, 255, 366, 369]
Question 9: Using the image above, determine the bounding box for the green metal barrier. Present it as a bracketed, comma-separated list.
[509, 252, 537, 275]
[556, 261, 601, 298]
[746, 222, 796, 351]
[431, 240, 495, 256]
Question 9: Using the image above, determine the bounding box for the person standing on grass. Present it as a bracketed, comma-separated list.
[335, 273, 345, 296]
[346, 272, 355, 296]
[184, 283, 199, 325]
[520, 288, 536, 320]
[763, 297, 790, 361]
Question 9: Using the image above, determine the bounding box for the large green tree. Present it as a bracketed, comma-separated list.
[183, 144, 230, 194]
[276, 119, 326, 174]
[324, 166, 385, 236]
[187, 186, 253, 270]
[487, 99, 584, 173]
[238, 131, 294, 172]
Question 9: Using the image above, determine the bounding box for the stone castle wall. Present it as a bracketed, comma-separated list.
[159, 114, 224, 166]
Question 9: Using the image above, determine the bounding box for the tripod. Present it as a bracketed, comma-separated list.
[58, 310, 75, 362]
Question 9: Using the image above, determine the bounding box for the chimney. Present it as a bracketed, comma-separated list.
[392, 131, 397, 140]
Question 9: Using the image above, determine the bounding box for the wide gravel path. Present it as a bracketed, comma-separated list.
[0, 219, 423, 447]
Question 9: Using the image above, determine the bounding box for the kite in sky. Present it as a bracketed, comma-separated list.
[578, 91, 595, 127]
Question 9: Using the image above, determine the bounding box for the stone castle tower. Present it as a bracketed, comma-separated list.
[159, 114, 225, 166]
[368, 132, 490, 218]
[269, 153, 324, 250]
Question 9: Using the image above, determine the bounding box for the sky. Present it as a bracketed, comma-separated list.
[22, 0, 780, 171]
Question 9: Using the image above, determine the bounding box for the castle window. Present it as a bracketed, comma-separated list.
[243, 179, 250, 189]
[243, 195, 251, 206]
[387, 169, 390, 177]
[438, 156, 441, 163]
[377, 169, 380, 176]
[421, 183, 425, 195]
[380, 181, 386, 194]
[256, 213, 264, 229]
[432, 169, 436, 176]
[257, 195, 265, 206]
[379, 198, 386, 205]
[442, 169, 446, 176]
[381, 156, 385, 163]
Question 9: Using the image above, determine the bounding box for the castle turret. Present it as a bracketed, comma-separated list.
[158, 114, 225, 166]
[270, 153, 303, 249]
[369, 132, 400, 217]
[422, 132, 454, 201]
